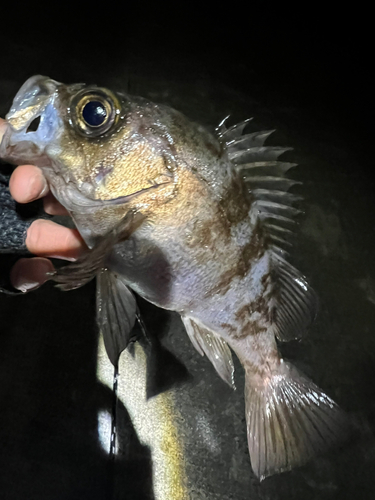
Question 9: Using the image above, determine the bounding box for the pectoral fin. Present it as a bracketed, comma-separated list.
[47, 210, 144, 365]
[182, 316, 235, 389]
[49, 210, 145, 291]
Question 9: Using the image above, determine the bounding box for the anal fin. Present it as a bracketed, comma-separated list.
[182, 316, 235, 389]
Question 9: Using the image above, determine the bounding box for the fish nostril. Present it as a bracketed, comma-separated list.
[26, 116, 41, 133]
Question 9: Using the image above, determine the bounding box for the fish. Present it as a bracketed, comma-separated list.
[0, 75, 348, 481]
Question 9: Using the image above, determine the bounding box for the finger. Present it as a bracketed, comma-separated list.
[10, 257, 55, 292]
[43, 192, 69, 215]
[0, 118, 7, 143]
[26, 219, 87, 261]
[9, 164, 49, 203]
[10, 164, 68, 214]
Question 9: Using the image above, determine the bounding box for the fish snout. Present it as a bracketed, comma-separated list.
[6, 75, 60, 132]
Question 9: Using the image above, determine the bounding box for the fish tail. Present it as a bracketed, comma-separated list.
[244, 359, 348, 481]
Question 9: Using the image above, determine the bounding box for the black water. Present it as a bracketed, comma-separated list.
[0, 18, 374, 499]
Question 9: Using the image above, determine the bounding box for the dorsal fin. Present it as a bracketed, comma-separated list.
[217, 117, 317, 340]
[229, 146, 293, 163]
[216, 117, 253, 142]
[226, 129, 276, 152]
[217, 118, 301, 251]
[181, 315, 236, 389]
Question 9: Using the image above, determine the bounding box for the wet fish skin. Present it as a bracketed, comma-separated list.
[0, 75, 348, 480]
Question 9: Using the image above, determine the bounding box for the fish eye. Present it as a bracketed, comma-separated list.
[82, 101, 107, 127]
[71, 88, 120, 137]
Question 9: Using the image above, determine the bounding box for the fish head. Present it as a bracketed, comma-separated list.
[0, 75, 177, 241]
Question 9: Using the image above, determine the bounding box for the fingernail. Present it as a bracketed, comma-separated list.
[0, 120, 7, 143]
[39, 177, 49, 196]
[26, 173, 48, 201]
[11, 263, 40, 292]
[10, 257, 53, 292]
[18, 281, 41, 293]
[48, 255, 78, 262]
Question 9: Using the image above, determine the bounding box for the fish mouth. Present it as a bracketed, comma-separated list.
[56, 178, 173, 214]
[98, 181, 172, 206]
[0, 76, 64, 166]
[6, 75, 60, 131]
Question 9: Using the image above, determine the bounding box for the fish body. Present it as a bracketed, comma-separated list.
[0, 76, 347, 480]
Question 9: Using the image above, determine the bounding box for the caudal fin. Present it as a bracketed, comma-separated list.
[245, 360, 348, 481]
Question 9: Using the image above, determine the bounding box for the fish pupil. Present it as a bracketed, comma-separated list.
[82, 101, 107, 127]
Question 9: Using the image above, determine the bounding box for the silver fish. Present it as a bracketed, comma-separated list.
[0, 75, 347, 480]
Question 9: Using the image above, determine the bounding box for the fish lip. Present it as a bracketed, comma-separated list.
[1, 76, 64, 163]
[97, 181, 172, 206]
[57, 179, 173, 213]
[6, 75, 60, 131]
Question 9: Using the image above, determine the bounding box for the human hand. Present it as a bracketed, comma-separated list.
[0, 118, 87, 292]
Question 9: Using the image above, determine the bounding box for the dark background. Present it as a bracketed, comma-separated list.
[1, 11, 375, 500]
[1, 12, 372, 143]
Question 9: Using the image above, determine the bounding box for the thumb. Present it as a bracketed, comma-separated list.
[0, 118, 7, 144]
